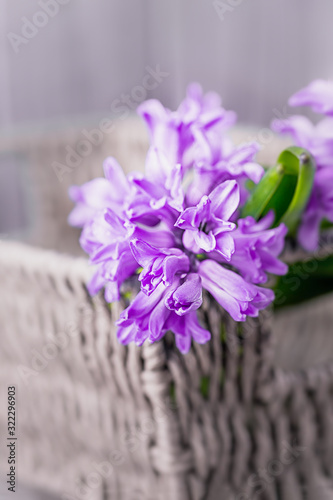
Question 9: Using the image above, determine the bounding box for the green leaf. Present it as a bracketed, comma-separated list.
[242, 147, 316, 235]
[274, 255, 333, 308]
[278, 148, 316, 234]
[241, 163, 285, 221]
[321, 219, 333, 230]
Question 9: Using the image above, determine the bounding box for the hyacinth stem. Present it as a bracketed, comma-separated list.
[242, 146, 316, 235]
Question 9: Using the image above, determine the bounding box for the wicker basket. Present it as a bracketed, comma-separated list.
[1, 121, 333, 500]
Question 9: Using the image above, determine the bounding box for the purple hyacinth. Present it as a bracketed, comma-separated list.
[187, 142, 264, 206]
[227, 212, 288, 284]
[272, 115, 333, 169]
[68, 157, 131, 227]
[79, 208, 175, 302]
[138, 82, 236, 172]
[176, 180, 239, 259]
[130, 239, 190, 295]
[138, 83, 264, 207]
[117, 283, 211, 354]
[116, 280, 208, 352]
[288, 79, 333, 116]
[69, 84, 288, 353]
[127, 147, 184, 225]
[272, 79, 333, 250]
[165, 273, 203, 315]
[198, 259, 274, 322]
[298, 167, 333, 251]
[164, 312, 211, 354]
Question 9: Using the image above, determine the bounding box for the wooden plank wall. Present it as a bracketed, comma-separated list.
[1, 0, 333, 128]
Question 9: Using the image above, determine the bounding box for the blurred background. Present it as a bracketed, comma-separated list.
[2, 0, 333, 128]
[1, 0, 333, 239]
[0, 0, 333, 129]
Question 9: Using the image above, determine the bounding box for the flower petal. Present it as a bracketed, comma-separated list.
[165, 274, 202, 315]
[209, 180, 240, 221]
[103, 157, 129, 199]
[288, 79, 333, 116]
[214, 232, 235, 261]
[194, 230, 216, 252]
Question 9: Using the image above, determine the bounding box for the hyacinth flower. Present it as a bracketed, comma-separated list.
[68, 157, 132, 227]
[186, 142, 265, 206]
[137, 82, 237, 171]
[175, 180, 238, 259]
[127, 147, 184, 226]
[129, 239, 190, 295]
[69, 84, 289, 354]
[272, 80, 333, 250]
[164, 273, 203, 315]
[78, 207, 176, 302]
[288, 79, 333, 116]
[198, 259, 274, 322]
[116, 280, 211, 354]
[297, 167, 333, 250]
[227, 212, 288, 284]
[272, 115, 333, 169]
[116, 276, 204, 345]
[139, 83, 264, 207]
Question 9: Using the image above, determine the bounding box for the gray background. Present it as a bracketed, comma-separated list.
[1, 0, 333, 130]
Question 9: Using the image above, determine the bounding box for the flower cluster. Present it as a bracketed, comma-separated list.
[69, 84, 287, 353]
[272, 79, 333, 251]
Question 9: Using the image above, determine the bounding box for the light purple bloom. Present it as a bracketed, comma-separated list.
[80, 208, 175, 302]
[127, 147, 184, 224]
[187, 142, 264, 206]
[130, 239, 190, 295]
[138, 83, 236, 172]
[116, 282, 167, 345]
[298, 167, 333, 251]
[165, 274, 202, 315]
[116, 281, 209, 353]
[176, 180, 239, 259]
[227, 213, 288, 283]
[272, 115, 333, 169]
[289, 79, 333, 116]
[139, 83, 263, 209]
[272, 80, 333, 250]
[164, 311, 211, 354]
[89, 253, 138, 303]
[69, 84, 287, 353]
[68, 157, 131, 227]
[198, 259, 274, 322]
